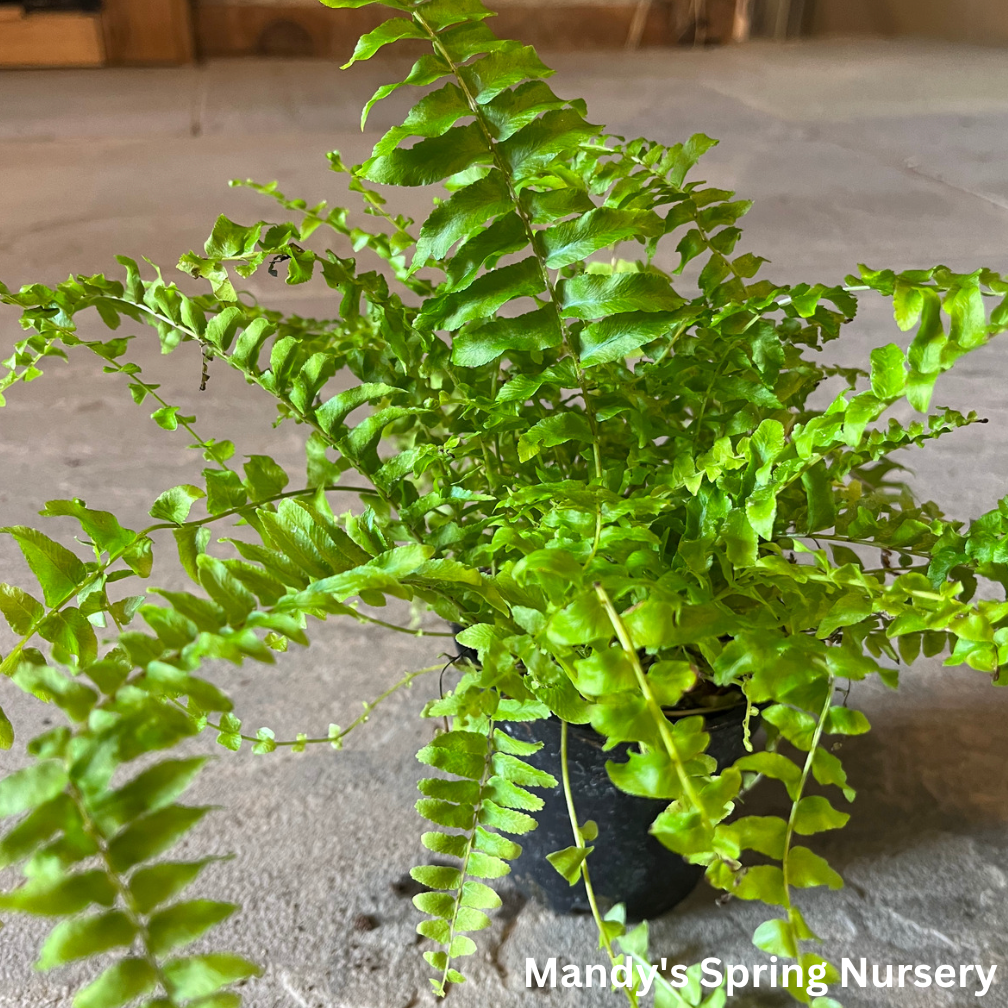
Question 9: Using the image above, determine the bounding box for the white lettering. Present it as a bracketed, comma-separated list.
[783, 964, 802, 988]
[668, 965, 689, 988]
[610, 962, 633, 988]
[807, 963, 828, 998]
[700, 958, 723, 988]
[635, 963, 659, 995]
[561, 964, 582, 988]
[873, 964, 893, 988]
[526, 958, 556, 988]
[935, 965, 956, 988]
[976, 965, 997, 997]
[529, 957, 996, 998]
[726, 965, 749, 997]
[842, 958, 867, 988]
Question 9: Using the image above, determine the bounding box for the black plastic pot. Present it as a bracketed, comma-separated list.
[501, 705, 753, 920]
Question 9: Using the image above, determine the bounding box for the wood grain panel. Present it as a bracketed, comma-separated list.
[193, 1, 740, 59]
[102, 0, 194, 65]
[0, 10, 105, 67]
[194, 4, 385, 60]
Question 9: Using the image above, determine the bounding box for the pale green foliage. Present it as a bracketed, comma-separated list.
[412, 721, 555, 994]
[2, 0, 1008, 1003]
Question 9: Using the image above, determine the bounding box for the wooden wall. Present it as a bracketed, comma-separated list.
[808, 0, 1008, 45]
[0, 8, 105, 67]
[0, 0, 194, 67]
[102, 0, 195, 64]
[193, 1, 742, 59]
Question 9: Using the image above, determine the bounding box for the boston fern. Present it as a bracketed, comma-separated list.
[2, 0, 1008, 1004]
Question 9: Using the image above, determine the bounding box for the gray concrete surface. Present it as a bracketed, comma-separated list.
[2, 37, 1008, 1008]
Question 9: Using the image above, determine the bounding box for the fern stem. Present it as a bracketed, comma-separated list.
[779, 675, 834, 928]
[0, 483, 372, 679]
[437, 718, 497, 997]
[593, 584, 710, 828]
[184, 662, 442, 748]
[789, 531, 933, 561]
[773, 284, 870, 309]
[92, 294, 407, 527]
[479, 435, 500, 492]
[0, 344, 50, 396]
[558, 723, 610, 949]
[343, 612, 456, 637]
[108, 362, 238, 475]
[412, 12, 605, 486]
[66, 781, 180, 1006]
[559, 722, 640, 1007]
[689, 313, 762, 446]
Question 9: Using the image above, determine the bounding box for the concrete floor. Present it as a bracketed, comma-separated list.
[2, 36, 1008, 1008]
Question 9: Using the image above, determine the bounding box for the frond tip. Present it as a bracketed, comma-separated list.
[413, 725, 555, 995]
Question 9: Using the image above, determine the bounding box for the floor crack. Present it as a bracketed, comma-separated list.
[488, 888, 527, 986]
[878, 907, 963, 953]
[900, 158, 1008, 213]
[816, 131, 1008, 217]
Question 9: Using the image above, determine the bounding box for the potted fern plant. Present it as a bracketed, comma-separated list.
[2, 1, 1007, 1004]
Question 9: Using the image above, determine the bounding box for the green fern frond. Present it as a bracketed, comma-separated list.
[412, 720, 554, 995]
[0, 662, 260, 1008]
[4, 1, 1008, 1004]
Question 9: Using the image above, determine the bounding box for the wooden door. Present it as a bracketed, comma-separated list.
[102, 0, 194, 65]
